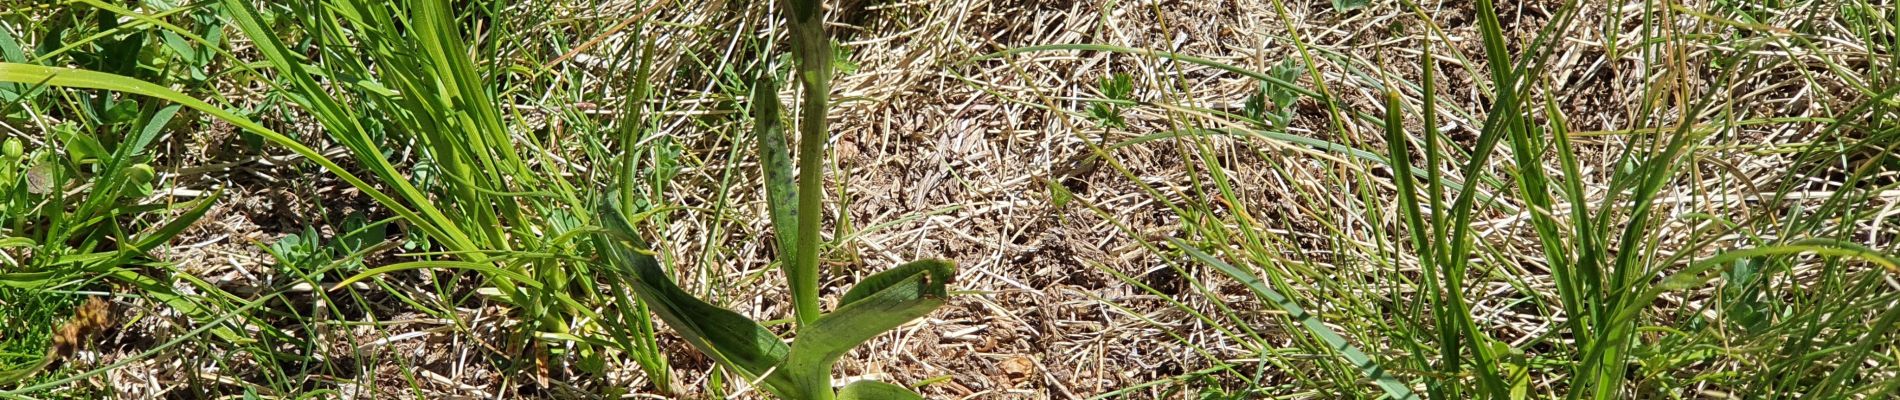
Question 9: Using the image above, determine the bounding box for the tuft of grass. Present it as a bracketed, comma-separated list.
[2, 0, 681, 393]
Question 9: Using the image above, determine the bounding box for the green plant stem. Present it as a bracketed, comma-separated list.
[785, 0, 831, 332]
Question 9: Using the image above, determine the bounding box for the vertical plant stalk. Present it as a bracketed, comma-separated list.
[784, 0, 832, 328]
[781, 1, 837, 397]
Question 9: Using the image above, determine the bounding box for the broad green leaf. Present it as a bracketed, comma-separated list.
[839, 259, 954, 306]
[784, 260, 953, 388]
[59, 128, 107, 164]
[0, 27, 20, 103]
[595, 201, 791, 391]
[130, 104, 180, 159]
[752, 75, 799, 264]
[1176, 240, 1419, 400]
[0, 23, 23, 62]
[800, 260, 952, 360]
[837, 380, 925, 400]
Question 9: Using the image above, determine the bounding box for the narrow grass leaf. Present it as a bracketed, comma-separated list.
[127, 189, 221, 253]
[330, 261, 544, 292]
[1175, 240, 1418, 400]
[0, 63, 448, 264]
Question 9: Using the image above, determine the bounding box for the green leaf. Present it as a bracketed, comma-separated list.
[1086, 102, 1126, 129]
[784, 260, 953, 388]
[595, 201, 791, 391]
[752, 74, 799, 264]
[330, 260, 543, 292]
[837, 380, 925, 400]
[131, 189, 221, 253]
[1085, 73, 1134, 129]
[1176, 240, 1419, 400]
[130, 104, 180, 159]
[1100, 73, 1133, 101]
[58, 125, 106, 164]
[0, 237, 34, 249]
[839, 259, 954, 306]
[1266, 59, 1302, 123]
[0, 270, 60, 289]
[109, 268, 251, 344]
[215, 0, 478, 255]
[831, 40, 860, 76]
[1331, 0, 1369, 11]
[103, 99, 141, 124]
[1049, 179, 1074, 208]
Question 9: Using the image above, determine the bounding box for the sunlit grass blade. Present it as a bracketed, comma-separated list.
[1175, 240, 1418, 399]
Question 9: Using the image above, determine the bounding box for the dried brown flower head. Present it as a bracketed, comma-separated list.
[50, 297, 113, 358]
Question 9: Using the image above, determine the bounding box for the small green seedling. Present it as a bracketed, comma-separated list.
[1086, 73, 1133, 129]
[593, 1, 952, 399]
[263, 214, 387, 280]
[1242, 59, 1302, 128]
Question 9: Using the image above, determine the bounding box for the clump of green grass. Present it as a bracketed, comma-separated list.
[4, 0, 679, 393]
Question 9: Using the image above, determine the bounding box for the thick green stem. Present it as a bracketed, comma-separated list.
[780, 2, 843, 398]
[784, 0, 831, 332]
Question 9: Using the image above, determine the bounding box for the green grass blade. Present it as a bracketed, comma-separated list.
[0, 63, 450, 259]
[214, 0, 478, 253]
[1382, 90, 1429, 256]
[129, 189, 220, 253]
[1175, 240, 1418, 400]
[329, 261, 544, 292]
